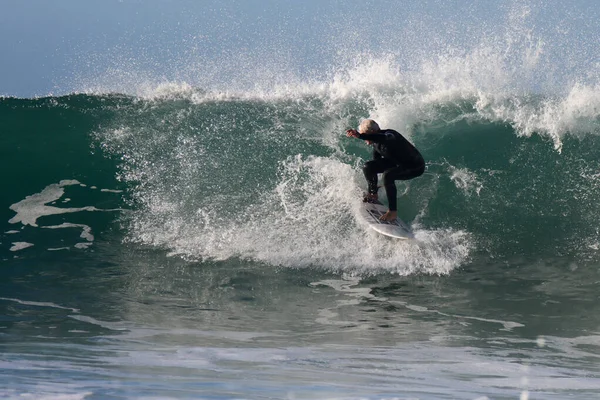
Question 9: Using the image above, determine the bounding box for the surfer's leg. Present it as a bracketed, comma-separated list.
[382, 178, 399, 211]
[382, 164, 425, 211]
[363, 159, 394, 195]
[363, 160, 381, 195]
[379, 173, 399, 221]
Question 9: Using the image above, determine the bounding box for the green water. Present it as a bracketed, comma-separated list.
[2, 92, 600, 399]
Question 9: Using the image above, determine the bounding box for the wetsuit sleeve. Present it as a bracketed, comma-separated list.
[355, 133, 389, 143]
[373, 148, 382, 160]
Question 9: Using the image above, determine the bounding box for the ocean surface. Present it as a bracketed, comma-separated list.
[3, 2, 600, 399]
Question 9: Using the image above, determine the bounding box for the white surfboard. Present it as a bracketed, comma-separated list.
[359, 201, 414, 239]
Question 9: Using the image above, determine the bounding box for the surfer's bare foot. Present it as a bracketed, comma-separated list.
[363, 193, 379, 203]
[380, 210, 397, 221]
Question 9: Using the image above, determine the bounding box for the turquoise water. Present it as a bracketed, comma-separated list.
[2, 86, 600, 399]
[4, 2, 600, 399]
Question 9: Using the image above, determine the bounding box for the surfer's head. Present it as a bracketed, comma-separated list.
[358, 119, 380, 134]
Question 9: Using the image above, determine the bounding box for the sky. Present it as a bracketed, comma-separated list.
[1, 0, 354, 96]
[1, 0, 599, 97]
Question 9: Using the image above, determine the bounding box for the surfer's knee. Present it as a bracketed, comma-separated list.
[408, 164, 425, 179]
[363, 160, 377, 175]
[382, 170, 397, 187]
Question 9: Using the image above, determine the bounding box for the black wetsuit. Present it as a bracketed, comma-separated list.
[357, 129, 425, 211]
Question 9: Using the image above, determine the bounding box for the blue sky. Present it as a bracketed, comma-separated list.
[1, 0, 335, 96]
[1, 0, 599, 97]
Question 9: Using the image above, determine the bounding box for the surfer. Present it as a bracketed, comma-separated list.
[346, 119, 425, 221]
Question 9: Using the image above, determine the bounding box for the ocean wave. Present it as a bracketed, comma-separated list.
[3, 61, 600, 272]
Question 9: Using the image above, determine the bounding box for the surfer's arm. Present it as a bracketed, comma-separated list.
[346, 129, 386, 140]
[355, 133, 389, 143]
[346, 129, 389, 143]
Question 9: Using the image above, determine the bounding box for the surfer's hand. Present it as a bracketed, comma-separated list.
[346, 129, 359, 138]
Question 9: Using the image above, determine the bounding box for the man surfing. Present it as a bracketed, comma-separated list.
[346, 119, 425, 221]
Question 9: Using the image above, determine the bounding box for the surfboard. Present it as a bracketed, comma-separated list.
[359, 200, 414, 239]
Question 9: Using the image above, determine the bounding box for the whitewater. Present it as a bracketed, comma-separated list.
[2, 1, 600, 399]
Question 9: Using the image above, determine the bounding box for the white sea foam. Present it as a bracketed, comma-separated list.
[0, 297, 79, 313]
[9, 242, 34, 252]
[93, 45, 600, 156]
[8, 180, 97, 227]
[7, 181, 122, 252]
[43, 223, 94, 242]
[2, 390, 93, 400]
[449, 166, 484, 196]
[128, 155, 471, 275]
